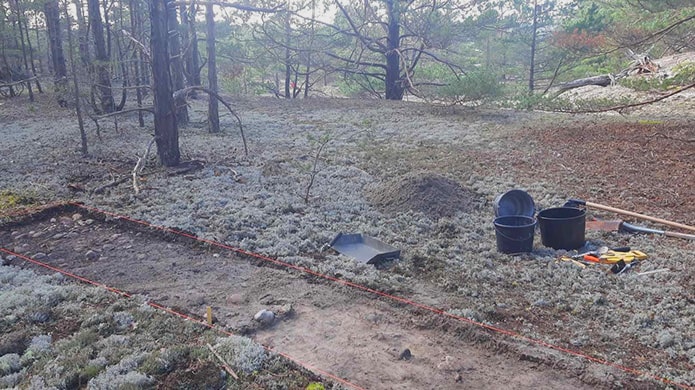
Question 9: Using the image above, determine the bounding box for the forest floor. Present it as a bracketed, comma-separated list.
[0, 74, 694, 389]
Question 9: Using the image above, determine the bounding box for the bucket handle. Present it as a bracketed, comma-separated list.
[495, 227, 534, 242]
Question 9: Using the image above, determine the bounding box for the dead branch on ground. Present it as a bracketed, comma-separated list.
[0, 76, 38, 88]
[206, 343, 238, 380]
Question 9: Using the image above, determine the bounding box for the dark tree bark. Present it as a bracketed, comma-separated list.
[73, 0, 91, 67]
[283, 10, 291, 98]
[88, 0, 115, 113]
[21, 9, 42, 93]
[384, 0, 403, 100]
[150, 0, 180, 166]
[529, 0, 539, 93]
[44, 0, 68, 106]
[129, 0, 145, 127]
[168, 5, 188, 125]
[64, 0, 88, 156]
[181, 4, 201, 90]
[205, 4, 219, 133]
[12, 0, 34, 101]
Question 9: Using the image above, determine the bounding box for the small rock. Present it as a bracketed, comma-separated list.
[399, 348, 412, 360]
[85, 250, 100, 261]
[52, 233, 65, 240]
[84, 219, 94, 225]
[31, 231, 44, 238]
[71, 213, 82, 221]
[29, 311, 51, 324]
[455, 373, 463, 383]
[533, 299, 550, 307]
[253, 309, 275, 325]
[50, 218, 57, 223]
[33, 252, 47, 260]
[657, 331, 675, 348]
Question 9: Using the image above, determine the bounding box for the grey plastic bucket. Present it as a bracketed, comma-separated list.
[494, 189, 535, 217]
[538, 207, 586, 250]
[493, 216, 536, 254]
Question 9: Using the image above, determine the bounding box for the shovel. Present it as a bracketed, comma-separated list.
[586, 220, 695, 240]
[566, 198, 695, 233]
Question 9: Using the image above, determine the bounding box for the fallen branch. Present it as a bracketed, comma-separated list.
[92, 176, 130, 194]
[174, 86, 248, 157]
[0, 76, 38, 88]
[206, 343, 239, 380]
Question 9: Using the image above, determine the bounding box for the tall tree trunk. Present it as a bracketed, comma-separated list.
[303, 0, 315, 99]
[384, 0, 403, 100]
[181, 4, 201, 91]
[21, 6, 42, 93]
[44, 0, 68, 106]
[34, 15, 45, 74]
[129, 0, 144, 127]
[205, 4, 219, 134]
[150, 0, 180, 166]
[74, 0, 91, 68]
[168, 5, 188, 125]
[529, 0, 539, 94]
[88, 0, 115, 113]
[284, 9, 291, 99]
[64, 0, 88, 156]
[13, 0, 34, 101]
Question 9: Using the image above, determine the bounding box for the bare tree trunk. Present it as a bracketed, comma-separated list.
[303, 0, 315, 99]
[168, 5, 188, 125]
[44, 0, 68, 106]
[63, 0, 88, 156]
[34, 15, 46, 74]
[150, 0, 180, 166]
[529, 0, 539, 94]
[88, 0, 115, 113]
[22, 5, 42, 93]
[205, 4, 219, 133]
[284, 9, 291, 99]
[13, 0, 34, 101]
[181, 4, 201, 92]
[384, 0, 403, 100]
[73, 0, 91, 68]
[129, 0, 144, 127]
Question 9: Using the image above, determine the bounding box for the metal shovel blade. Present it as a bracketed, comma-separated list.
[330, 233, 401, 264]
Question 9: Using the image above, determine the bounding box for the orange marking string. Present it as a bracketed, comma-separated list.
[68, 202, 695, 389]
[0, 247, 367, 390]
[5, 202, 693, 389]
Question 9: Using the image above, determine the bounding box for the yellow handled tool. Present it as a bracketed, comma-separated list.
[585, 250, 647, 264]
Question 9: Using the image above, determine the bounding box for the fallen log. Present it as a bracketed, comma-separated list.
[556, 75, 612, 93]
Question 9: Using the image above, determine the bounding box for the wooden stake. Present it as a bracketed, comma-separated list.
[206, 306, 213, 326]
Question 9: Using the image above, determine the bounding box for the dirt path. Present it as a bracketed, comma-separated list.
[1, 208, 596, 389]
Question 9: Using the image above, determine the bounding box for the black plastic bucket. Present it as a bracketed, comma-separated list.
[538, 207, 586, 250]
[494, 189, 535, 218]
[493, 216, 536, 254]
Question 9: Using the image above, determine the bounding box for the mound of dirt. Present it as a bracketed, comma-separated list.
[367, 173, 479, 218]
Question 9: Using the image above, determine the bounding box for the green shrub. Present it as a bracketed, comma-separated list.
[670, 61, 695, 85]
[439, 70, 502, 103]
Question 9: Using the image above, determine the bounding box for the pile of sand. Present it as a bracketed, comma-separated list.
[366, 172, 479, 219]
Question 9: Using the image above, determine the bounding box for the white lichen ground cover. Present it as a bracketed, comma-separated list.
[1, 95, 693, 387]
